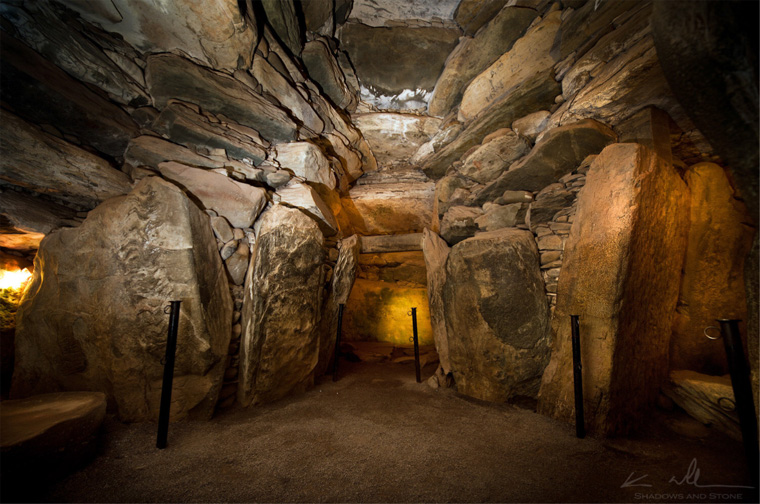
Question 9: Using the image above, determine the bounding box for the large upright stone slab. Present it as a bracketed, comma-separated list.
[422, 229, 451, 374]
[261, 0, 302, 56]
[239, 205, 325, 407]
[537, 143, 689, 437]
[444, 228, 550, 402]
[671, 163, 754, 374]
[301, 37, 357, 111]
[11, 177, 232, 422]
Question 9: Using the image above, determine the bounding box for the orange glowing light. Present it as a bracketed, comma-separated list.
[0, 268, 32, 289]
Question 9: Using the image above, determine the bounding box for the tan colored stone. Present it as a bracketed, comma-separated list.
[459, 129, 530, 184]
[671, 163, 754, 373]
[422, 229, 451, 374]
[343, 182, 435, 235]
[275, 181, 339, 236]
[353, 113, 441, 169]
[537, 143, 689, 437]
[274, 142, 335, 189]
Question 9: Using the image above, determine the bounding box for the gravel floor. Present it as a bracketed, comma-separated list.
[8, 359, 756, 503]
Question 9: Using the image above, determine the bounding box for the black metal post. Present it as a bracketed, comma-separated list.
[717, 319, 758, 489]
[411, 307, 421, 383]
[570, 315, 585, 439]
[157, 300, 181, 449]
[332, 303, 344, 382]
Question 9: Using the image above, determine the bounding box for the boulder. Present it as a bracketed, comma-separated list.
[251, 54, 325, 134]
[537, 144, 689, 437]
[301, 37, 357, 111]
[458, 129, 531, 184]
[428, 6, 536, 117]
[11, 177, 232, 422]
[444, 228, 550, 402]
[275, 182, 339, 235]
[1, 1, 148, 106]
[274, 142, 335, 189]
[238, 205, 325, 406]
[468, 119, 617, 204]
[353, 113, 442, 168]
[671, 163, 754, 373]
[145, 53, 298, 143]
[440, 206, 483, 245]
[0, 191, 79, 251]
[124, 135, 223, 171]
[297, 0, 334, 35]
[158, 162, 267, 229]
[458, 11, 561, 123]
[339, 22, 461, 110]
[422, 229, 451, 374]
[324, 133, 364, 182]
[475, 203, 525, 231]
[152, 103, 268, 165]
[224, 242, 250, 286]
[0, 31, 138, 158]
[435, 176, 473, 216]
[512, 110, 551, 141]
[260, 0, 302, 56]
[422, 69, 560, 179]
[60, 0, 256, 70]
[526, 191, 576, 232]
[453, 0, 510, 36]
[0, 112, 132, 209]
[343, 181, 435, 235]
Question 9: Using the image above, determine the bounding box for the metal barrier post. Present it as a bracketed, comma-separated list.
[157, 300, 181, 449]
[571, 315, 585, 439]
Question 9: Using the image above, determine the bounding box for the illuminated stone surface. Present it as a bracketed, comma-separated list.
[453, 0, 509, 36]
[275, 181, 339, 235]
[273, 142, 335, 189]
[343, 181, 435, 235]
[239, 205, 325, 407]
[537, 143, 689, 437]
[458, 128, 530, 184]
[353, 113, 442, 169]
[444, 228, 550, 402]
[671, 163, 754, 374]
[422, 229, 451, 374]
[0, 191, 79, 251]
[302, 36, 357, 111]
[12, 177, 232, 421]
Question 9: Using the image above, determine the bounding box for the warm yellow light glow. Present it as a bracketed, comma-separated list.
[0, 268, 32, 289]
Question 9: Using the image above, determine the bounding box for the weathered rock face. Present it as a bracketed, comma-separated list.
[428, 6, 536, 117]
[671, 163, 754, 374]
[444, 228, 550, 402]
[145, 54, 298, 143]
[339, 23, 461, 110]
[0, 31, 138, 158]
[12, 177, 232, 422]
[158, 162, 267, 229]
[459, 129, 531, 184]
[440, 206, 483, 245]
[239, 205, 325, 407]
[275, 182, 339, 235]
[422, 229, 451, 374]
[301, 37, 357, 111]
[458, 10, 561, 123]
[60, 0, 256, 70]
[0, 191, 79, 251]
[261, 0, 301, 56]
[0, 112, 132, 209]
[347, 0, 460, 26]
[343, 180, 435, 235]
[469, 119, 617, 204]
[537, 144, 689, 437]
[353, 113, 442, 168]
[453, 0, 509, 36]
[274, 142, 335, 189]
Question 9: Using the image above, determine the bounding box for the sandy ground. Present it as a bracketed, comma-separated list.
[6, 357, 756, 503]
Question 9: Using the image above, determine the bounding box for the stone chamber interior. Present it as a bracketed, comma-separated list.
[0, 0, 758, 502]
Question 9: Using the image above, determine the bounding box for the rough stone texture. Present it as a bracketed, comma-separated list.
[261, 0, 302, 56]
[526, 191, 576, 232]
[0, 112, 132, 209]
[297, 0, 334, 35]
[275, 182, 339, 236]
[469, 119, 616, 204]
[537, 144, 689, 437]
[343, 182, 435, 235]
[152, 103, 268, 165]
[0, 191, 79, 251]
[459, 129, 531, 184]
[158, 162, 267, 229]
[324, 133, 364, 182]
[353, 113, 442, 168]
[428, 6, 536, 117]
[224, 243, 250, 286]
[347, 0, 460, 26]
[124, 135, 225, 171]
[60, 0, 256, 70]
[302, 37, 357, 111]
[239, 205, 325, 407]
[671, 163, 754, 374]
[422, 229, 451, 374]
[453, 0, 509, 36]
[316, 234, 361, 377]
[0, 31, 138, 158]
[444, 228, 550, 402]
[512, 110, 551, 141]
[343, 279, 434, 346]
[663, 370, 741, 441]
[440, 206, 483, 246]
[145, 54, 298, 143]
[0, 1, 148, 106]
[360, 234, 423, 253]
[458, 11, 561, 123]
[252, 54, 325, 134]
[274, 142, 335, 189]
[422, 69, 560, 179]
[339, 23, 461, 110]
[11, 177, 232, 422]
[475, 203, 525, 232]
